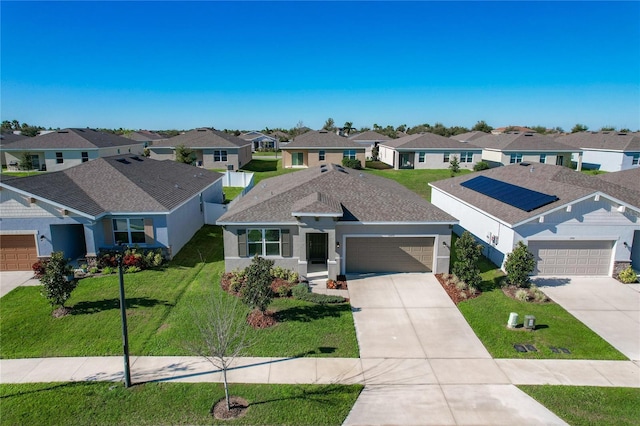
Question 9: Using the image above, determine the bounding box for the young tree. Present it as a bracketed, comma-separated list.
[504, 241, 536, 288]
[39, 252, 77, 316]
[343, 121, 355, 136]
[322, 117, 335, 131]
[186, 291, 255, 413]
[241, 256, 274, 313]
[371, 143, 380, 161]
[449, 155, 460, 175]
[19, 152, 34, 171]
[175, 144, 196, 165]
[452, 231, 482, 288]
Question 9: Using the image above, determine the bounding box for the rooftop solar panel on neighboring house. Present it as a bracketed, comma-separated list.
[461, 175, 558, 212]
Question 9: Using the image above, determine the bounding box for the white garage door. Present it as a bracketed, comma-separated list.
[346, 237, 434, 273]
[528, 240, 613, 276]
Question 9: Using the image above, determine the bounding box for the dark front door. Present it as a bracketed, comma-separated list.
[307, 233, 328, 264]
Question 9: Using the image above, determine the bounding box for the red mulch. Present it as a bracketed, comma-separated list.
[211, 396, 249, 419]
[435, 274, 480, 305]
[246, 309, 277, 329]
[326, 279, 348, 290]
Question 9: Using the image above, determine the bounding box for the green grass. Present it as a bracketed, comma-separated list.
[518, 385, 640, 426]
[0, 170, 45, 177]
[252, 150, 282, 157]
[240, 159, 296, 184]
[0, 382, 363, 426]
[0, 226, 359, 359]
[363, 168, 470, 201]
[223, 186, 245, 202]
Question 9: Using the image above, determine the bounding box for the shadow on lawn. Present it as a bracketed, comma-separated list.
[241, 159, 278, 172]
[249, 383, 356, 407]
[275, 304, 351, 323]
[168, 225, 224, 268]
[71, 297, 173, 315]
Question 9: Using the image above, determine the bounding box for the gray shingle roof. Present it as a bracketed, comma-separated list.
[283, 130, 363, 149]
[595, 168, 640, 191]
[153, 128, 251, 149]
[124, 131, 166, 142]
[381, 132, 480, 150]
[218, 164, 456, 224]
[449, 131, 490, 142]
[0, 156, 223, 217]
[556, 131, 640, 152]
[430, 163, 640, 226]
[2, 128, 143, 150]
[348, 131, 392, 141]
[472, 132, 577, 152]
[0, 133, 29, 145]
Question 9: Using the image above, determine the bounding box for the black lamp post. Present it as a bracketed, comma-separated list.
[116, 248, 132, 388]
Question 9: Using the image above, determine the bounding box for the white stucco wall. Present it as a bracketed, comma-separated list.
[378, 145, 395, 167]
[578, 150, 627, 172]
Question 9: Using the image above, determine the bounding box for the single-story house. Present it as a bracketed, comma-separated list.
[238, 131, 279, 152]
[470, 132, 580, 169]
[348, 131, 392, 159]
[449, 131, 490, 143]
[2, 128, 146, 172]
[379, 133, 482, 170]
[217, 163, 457, 280]
[123, 130, 166, 146]
[148, 128, 252, 171]
[0, 156, 223, 270]
[1, 132, 29, 167]
[430, 163, 640, 277]
[281, 130, 366, 169]
[555, 131, 640, 172]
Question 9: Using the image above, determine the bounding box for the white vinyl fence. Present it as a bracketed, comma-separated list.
[204, 171, 254, 224]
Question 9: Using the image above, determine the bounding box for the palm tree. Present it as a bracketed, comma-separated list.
[343, 121, 355, 136]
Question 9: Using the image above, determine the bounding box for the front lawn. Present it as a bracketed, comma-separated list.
[519, 385, 640, 426]
[0, 226, 359, 359]
[363, 168, 470, 201]
[0, 382, 363, 426]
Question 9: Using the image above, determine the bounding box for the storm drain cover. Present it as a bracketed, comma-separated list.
[560, 347, 571, 354]
[525, 344, 538, 352]
[549, 346, 560, 353]
[513, 344, 527, 352]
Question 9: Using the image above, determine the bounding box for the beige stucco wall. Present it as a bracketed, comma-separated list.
[282, 149, 366, 168]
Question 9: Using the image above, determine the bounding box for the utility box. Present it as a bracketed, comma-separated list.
[524, 315, 536, 330]
[507, 312, 519, 328]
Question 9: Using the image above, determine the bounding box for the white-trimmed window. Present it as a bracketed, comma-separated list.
[460, 152, 474, 163]
[319, 150, 325, 161]
[443, 153, 450, 163]
[56, 152, 63, 164]
[632, 153, 639, 165]
[509, 153, 523, 164]
[81, 152, 89, 163]
[247, 229, 281, 256]
[113, 218, 146, 245]
[539, 154, 546, 164]
[418, 152, 426, 163]
[214, 150, 228, 162]
[343, 150, 356, 160]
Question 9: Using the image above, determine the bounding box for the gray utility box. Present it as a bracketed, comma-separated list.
[524, 315, 536, 330]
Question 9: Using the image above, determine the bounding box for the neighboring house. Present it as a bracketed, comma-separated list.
[148, 128, 252, 171]
[379, 133, 482, 170]
[217, 163, 457, 280]
[449, 131, 490, 143]
[238, 131, 279, 152]
[2, 128, 145, 172]
[123, 130, 166, 146]
[555, 131, 640, 172]
[491, 126, 536, 134]
[280, 130, 366, 168]
[471, 132, 579, 168]
[430, 163, 640, 277]
[0, 156, 223, 271]
[0, 133, 29, 167]
[348, 131, 391, 159]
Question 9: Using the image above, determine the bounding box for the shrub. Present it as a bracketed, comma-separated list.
[102, 266, 114, 275]
[125, 266, 141, 274]
[455, 280, 468, 291]
[39, 252, 77, 309]
[291, 283, 346, 304]
[531, 286, 548, 303]
[505, 242, 536, 288]
[618, 266, 638, 283]
[276, 285, 290, 298]
[341, 158, 362, 169]
[288, 271, 299, 284]
[452, 231, 482, 288]
[32, 259, 49, 279]
[515, 289, 529, 302]
[89, 266, 99, 274]
[473, 161, 490, 171]
[458, 291, 468, 300]
[441, 273, 451, 281]
[241, 256, 275, 313]
[468, 285, 478, 295]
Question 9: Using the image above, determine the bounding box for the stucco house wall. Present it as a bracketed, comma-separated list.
[378, 145, 395, 167]
[282, 149, 365, 168]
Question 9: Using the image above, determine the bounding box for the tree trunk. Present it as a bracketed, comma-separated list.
[223, 367, 230, 411]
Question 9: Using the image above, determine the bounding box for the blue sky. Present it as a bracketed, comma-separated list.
[2, 1, 639, 131]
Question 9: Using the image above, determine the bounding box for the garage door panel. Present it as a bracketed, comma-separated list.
[530, 240, 612, 276]
[346, 237, 434, 273]
[0, 235, 38, 271]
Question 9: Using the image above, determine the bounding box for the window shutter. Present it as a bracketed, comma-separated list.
[238, 230, 247, 257]
[103, 218, 113, 245]
[281, 229, 291, 257]
[144, 218, 155, 244]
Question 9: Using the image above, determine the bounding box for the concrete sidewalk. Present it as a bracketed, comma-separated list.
[0, 270, 39, 298]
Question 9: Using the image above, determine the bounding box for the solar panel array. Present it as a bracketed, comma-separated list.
[460, 175, 559, 212]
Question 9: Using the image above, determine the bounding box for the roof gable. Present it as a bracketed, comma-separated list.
[284, 130, 363, 149]
[349, 131, 392, 141]
[153, 128, 250, 149]
[556, 131, 640, 152]
[2, 128, 143, 150]
[382, 132, 480, 150]
[472, 132, 577, 152]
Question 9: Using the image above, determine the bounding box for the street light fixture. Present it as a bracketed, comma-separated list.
[116, 245, 132, 388]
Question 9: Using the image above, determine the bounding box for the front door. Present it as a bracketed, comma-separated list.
[307, 233, 328, 264]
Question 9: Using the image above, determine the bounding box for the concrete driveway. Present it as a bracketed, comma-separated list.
[0, 271, 40, 298]
[534, 276, 640, 361]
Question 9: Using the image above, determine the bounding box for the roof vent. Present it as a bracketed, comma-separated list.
[519, 162, 531, 166]
[57, 131, 69, 134]
[617, 132, 627, 136]
[319, 130, 328, 133]
[524, 133, 534, 136]
[197, 129, 207, 132]
[116, 158, 130, 164]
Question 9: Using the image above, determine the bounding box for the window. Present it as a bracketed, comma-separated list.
[418, 152, 426, 163]
[319, 150, 325, 161]
[632, 153, 640, 165]
[460, 152, 474, 163]
[56, 152, 63, 164]
[81, 152, 89, 163]
[292, 152, 304, 166]
[214, 150, 228, 162]
[343, 150, 356, 160]
[247, 229, 281, 256]
[113, 218, 146, 245]
[556, 155, 564, 166]
[509, 153, 523, 164]
[443, 153, 450, 163]
[539, 154, 546, 164]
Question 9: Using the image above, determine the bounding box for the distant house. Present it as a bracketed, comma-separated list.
[2, 128, 145, 172]
[123, 130, 166, 146]
[449, 131, 490, 143]
[430, 164, 640, 276]
[0, 156, 224, 271]
[217, 164, 456, 280]
[348, 131, 391, 159]
[0, 133, 29, 167]
[238, 131, 279, 152]
[379, 132, 482, 170]
[281, 130, 365, 168]
[471, 132, 579, 168]
[148, 128, 252, 171]
[555, 131, 640, 172]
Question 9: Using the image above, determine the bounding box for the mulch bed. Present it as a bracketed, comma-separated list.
[434, 274, 480, 305]
[52, 307, 73, 318]
[326, 277, 348, 290]
[501, 284, 551, 303]
[211, 396, 249, 420]
[246, 309, 277, 329]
